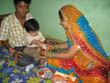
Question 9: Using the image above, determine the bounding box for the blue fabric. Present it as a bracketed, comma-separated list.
[46, 62, 82, 82]
[0, 46, 47, 83]
[67, 38, 72, 48]
[76, 16, 108, 58]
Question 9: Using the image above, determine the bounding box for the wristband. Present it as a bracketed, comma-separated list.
[9, 48, 15, 54]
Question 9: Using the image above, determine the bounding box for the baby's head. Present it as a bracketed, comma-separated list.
[24, 19, 40, 36]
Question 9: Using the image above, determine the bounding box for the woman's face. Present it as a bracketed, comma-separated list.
[29, 30, 38, 36]
[60, 19, 68, 30]
[59, 11, 68, 30]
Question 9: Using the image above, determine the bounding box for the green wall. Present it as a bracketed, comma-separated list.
[0, 0, 110, 54]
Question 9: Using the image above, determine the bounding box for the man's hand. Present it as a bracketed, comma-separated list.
[13, 51, 23, 63]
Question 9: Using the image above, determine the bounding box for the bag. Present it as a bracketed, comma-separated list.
[17, 53, 35, 67]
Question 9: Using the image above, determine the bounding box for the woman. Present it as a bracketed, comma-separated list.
[33, 5, 110, 83]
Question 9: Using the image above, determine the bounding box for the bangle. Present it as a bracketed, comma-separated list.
[48, 52, 51, 58]
[45, 51, 48, 57]
[44, 51, 55, 59]
[51, 52, 55, 59]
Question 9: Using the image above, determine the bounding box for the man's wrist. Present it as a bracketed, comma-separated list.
[9, 48, 15, 54]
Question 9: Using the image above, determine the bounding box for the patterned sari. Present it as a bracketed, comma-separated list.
[46, 5, 110, 83]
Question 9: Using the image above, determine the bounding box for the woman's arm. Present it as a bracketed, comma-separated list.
[46, 42, 68, 50]
[56, 42, 68, 50]
[31, 40, 46, 49]
[41, 43, 80, 59]
[54, 44, 80, 59]
[32, 39, 68, 50]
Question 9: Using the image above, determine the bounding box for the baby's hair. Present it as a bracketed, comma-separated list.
[24, 19, 40, 33]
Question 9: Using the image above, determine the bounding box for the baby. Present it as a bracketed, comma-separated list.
[23, 18, 46, 66]
[24, 18, 45, 48]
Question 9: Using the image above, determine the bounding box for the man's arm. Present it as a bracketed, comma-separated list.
[0, 16, 11, 51]
[2, 40, 10, 50]
[2, 40, 15, 53]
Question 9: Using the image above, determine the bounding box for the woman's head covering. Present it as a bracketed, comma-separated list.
[59, 5, 84, 42]
[60, 5, 82, 26]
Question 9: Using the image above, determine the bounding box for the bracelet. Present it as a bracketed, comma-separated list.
[44, 51, 55, 59]
[48, 52, 51, 58]
[51, 52, 55, 59]
[45, 51, 48, 58]
[9, 48, 15, 54]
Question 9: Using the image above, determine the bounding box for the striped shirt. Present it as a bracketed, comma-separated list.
[0, 13, 33, 48]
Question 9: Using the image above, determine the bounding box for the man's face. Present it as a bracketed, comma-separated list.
[14, 1, 29, 17]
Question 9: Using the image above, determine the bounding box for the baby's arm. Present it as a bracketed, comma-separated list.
[31, 40, 46, 50]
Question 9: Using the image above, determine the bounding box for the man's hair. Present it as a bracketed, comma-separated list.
[24, 19, 40, 32]
[14, 0, 31, 5]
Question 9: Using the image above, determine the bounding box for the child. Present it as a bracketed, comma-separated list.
[17, 19, 46, 66]
[24, 18, 46, 47]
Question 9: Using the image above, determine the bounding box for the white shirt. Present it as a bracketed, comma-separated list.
[0, 13, 33, 48]
[26, 31, 45, 47]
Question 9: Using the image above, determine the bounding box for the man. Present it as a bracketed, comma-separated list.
[0, 0, 33, 61]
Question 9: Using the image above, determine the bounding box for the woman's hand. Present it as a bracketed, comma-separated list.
[46, 39, 58, 44]
[45, 44, 52, 50]
[31, 39, 45, 49]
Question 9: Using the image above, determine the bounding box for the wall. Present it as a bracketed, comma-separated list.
[0, 0, 110, 54]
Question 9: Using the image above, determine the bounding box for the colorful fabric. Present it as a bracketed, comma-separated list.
[0, 13, 33, 48]
[46, 5, 110, 83]
[0, 46, 50, 83]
